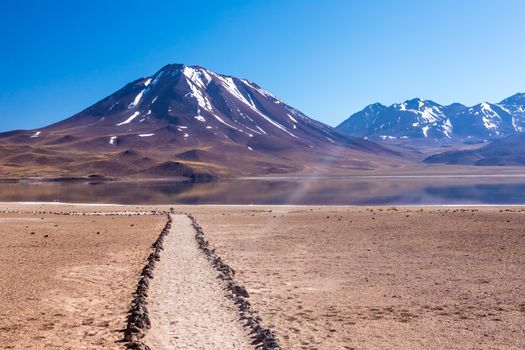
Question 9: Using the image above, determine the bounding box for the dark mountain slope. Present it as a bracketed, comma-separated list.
[424, 133, 525, 166]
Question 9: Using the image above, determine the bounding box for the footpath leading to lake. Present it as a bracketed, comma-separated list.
[142, 214, 252, 349]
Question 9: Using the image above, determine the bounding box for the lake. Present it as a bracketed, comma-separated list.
[2, 175, 525, 205]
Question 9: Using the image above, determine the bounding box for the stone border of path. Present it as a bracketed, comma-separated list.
[187, 213, 282, 350]
[124, 214, 173, 350]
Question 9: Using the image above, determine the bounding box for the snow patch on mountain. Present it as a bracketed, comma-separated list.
[185, 78, 213, 112]
[129, 90, 145, 108]
[480, 103, 500, 133]
[117, 111, 141, 126]
[183, 66, 211, 89]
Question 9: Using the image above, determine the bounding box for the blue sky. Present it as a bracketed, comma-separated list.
[1, 0, 524, 131]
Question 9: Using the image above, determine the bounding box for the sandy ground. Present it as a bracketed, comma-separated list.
[1, 203, 524, 349]
[143, 214, 252, 349]
[0, 210, 166, 349]
[184, 205, 525, 349]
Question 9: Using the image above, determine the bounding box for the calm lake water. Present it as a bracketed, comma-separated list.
[2, 176, 525, 205]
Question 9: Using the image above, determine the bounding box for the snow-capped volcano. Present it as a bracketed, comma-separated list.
[0, 64, 396, 178]
[48, 63, 378, 151]
[337, 94, 525, 142]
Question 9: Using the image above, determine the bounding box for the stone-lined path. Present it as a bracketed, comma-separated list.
[142, 214, 252, 349]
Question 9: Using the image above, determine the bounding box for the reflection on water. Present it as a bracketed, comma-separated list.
[1, 177, 525, 205]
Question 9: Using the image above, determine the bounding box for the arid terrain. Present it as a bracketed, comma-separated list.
[184, 205, 525, 349]
[0, 203, 524, 349]
[0, 206, 166, 349]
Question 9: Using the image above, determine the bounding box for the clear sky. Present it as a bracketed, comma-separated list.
[1, 0, 524, 132]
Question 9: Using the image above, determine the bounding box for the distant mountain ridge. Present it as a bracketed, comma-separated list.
[337, 93, 525, 142]
[424, 133, 525, 166]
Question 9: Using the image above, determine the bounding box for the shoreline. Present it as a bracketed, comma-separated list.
[3, 202, 525, 208]
[3, 172, 525, 184]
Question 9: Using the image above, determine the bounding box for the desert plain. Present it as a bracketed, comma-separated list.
[0, 203, 524, 349]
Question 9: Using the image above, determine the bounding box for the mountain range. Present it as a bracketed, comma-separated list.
[337, 93, 525, 142]
[1, 63, 524, 179]
[336, 93, 525, 166]
[0, 64, 399, 180]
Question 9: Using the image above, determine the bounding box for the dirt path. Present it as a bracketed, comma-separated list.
[142, 214, 252, 349]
